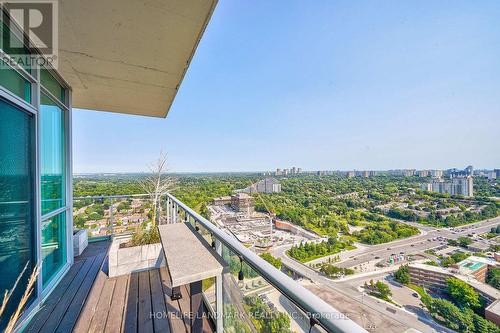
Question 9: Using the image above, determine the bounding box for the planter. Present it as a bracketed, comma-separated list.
[73, 229, 88, 257]
[109, 239, 165, 277]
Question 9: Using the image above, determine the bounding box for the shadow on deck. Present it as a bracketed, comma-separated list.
[23, 241, 214, 333]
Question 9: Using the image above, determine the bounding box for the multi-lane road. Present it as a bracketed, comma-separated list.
[336, 216, 500, 268]
[271, 216, 500, 332]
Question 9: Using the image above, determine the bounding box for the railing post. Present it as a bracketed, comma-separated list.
[166, 197, 170, 224]
[157, 196, 162, 225]
[173, 203, 177, 224]
[109, 197, 114, 239]
[215, 239, 223, 333]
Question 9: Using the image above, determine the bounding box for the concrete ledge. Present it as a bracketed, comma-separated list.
[109, 239, 165, 277]
[73, 229, 88, 257]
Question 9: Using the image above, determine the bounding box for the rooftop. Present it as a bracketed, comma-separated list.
[457, 255, 497, 273]
[486, 299, 500, 317]
[232, 192, 252, 199]
[409, 262, 500, 301]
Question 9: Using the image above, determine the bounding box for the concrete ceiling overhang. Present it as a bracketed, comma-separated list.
[58, 0, 217, 118]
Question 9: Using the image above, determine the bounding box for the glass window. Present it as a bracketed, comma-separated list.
[1, 21, 32, 73]
[0, 99, 36, 330]
[41, 212, 66, 286]
[41, 94, 65, 215]
[0, 60, 31, 102]
[40, 67, 65, 104]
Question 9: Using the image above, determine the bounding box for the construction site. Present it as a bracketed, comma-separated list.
[208, 193, 318, 252]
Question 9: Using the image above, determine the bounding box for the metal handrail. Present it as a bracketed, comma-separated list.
[74, 194, 151, 200]
[164, 192, 367, 333]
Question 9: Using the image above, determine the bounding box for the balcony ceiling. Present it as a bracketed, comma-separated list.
[58, 0, 217, 118]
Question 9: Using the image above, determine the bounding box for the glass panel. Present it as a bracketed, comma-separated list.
[0, 60, 31, 102]
[0, 99, 36, 330]
[0, 21, 32, 73]
[41, 212, 66, 286]
[73, 197, 113, 240]
[40, 67, 65, 104]
[192, 222, 218, 315]
[41, 94, 65, 215]
[73, 196, 159, 240]
[220, 245, 325, 333]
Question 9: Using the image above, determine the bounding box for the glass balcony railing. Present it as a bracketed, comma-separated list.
[163, 193, 366, 333]
[73, 194, 159, 241]
[72, 193, 366, 333]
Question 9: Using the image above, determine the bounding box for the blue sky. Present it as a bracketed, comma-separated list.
[73, 0, 500, 173]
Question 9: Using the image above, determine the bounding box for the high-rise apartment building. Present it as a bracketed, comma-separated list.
[422, 176, 474, 197]
[239, 178, 282, 194]
[416, 170, 429, 177]
[430, 170, 444, 178]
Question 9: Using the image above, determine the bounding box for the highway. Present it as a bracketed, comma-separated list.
[271, 216, 500, 332]
[335, 216, 499, 268]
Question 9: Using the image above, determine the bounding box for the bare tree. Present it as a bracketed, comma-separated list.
[138, 151, 176, 228]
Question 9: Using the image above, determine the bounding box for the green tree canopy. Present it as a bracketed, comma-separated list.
[447, 277, 480, 309]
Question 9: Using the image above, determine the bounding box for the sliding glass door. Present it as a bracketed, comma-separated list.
[0, 99, 36, 330]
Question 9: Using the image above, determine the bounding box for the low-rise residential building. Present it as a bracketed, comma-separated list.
[486, 299, 500, 326]
[408, 256, 499, 306]
[408, 263, 451, 291]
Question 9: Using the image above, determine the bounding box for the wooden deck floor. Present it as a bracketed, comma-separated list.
[23, 241, 214, 333]
[24, 241, 110, 333]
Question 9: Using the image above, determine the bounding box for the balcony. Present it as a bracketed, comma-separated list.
[25, 193, 366, 333]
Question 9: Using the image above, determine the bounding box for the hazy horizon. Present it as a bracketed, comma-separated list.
[73, 1, 500, 173]
[73, 165, 496, 175]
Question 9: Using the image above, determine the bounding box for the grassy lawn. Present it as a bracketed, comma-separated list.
[408, 283, 426, 298]
[289, 245, 357, 263]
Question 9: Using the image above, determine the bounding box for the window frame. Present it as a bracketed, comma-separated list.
[0, 8, 74, 325]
